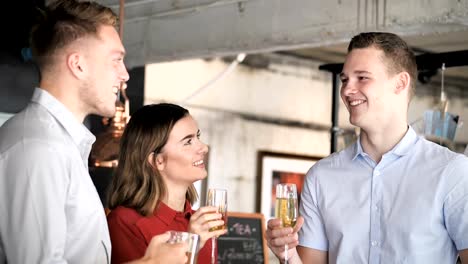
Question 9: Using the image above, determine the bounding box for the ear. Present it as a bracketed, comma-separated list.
[394, 71, 410, 95]
[67, 52, 87, 79]
[147, 152, 166, 171]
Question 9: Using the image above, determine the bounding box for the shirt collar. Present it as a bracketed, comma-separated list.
[390, 126, 418, 156]
[154, 200, 194, 226]
[352, 137, 364, 161]
[31, 88, 95, 163]
[352, 126, 418, 160]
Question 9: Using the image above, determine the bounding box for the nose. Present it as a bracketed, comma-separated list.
[341, 80, 357, 97]
[199, 141, 209, 155]
[120, 63, 130, 83]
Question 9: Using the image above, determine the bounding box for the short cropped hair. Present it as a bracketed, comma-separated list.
[348, 32, 418, 100]
[30, 0, 118, 71]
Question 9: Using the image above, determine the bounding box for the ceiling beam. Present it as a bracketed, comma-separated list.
[108, 0, 468, 68]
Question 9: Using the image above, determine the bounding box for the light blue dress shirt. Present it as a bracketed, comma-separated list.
[299, 127, 468, 264]
[0, 88, 111, 263]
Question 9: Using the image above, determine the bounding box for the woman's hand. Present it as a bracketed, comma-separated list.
[188, 206, 227, 248]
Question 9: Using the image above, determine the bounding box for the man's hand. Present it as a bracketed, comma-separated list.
[127, 232, 187, 264]
[265, 216, 304, 262]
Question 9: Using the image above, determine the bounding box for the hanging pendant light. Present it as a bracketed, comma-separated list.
[421, 63, 460, 148]
[90, 0, 128, 168]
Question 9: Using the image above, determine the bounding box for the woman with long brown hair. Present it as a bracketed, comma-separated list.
[107, 103, 226, 263]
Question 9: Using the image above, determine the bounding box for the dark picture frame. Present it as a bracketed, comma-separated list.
[255, 151, 322, 220]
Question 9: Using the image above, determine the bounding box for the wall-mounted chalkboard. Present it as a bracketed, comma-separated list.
[218, 212, 268, 264]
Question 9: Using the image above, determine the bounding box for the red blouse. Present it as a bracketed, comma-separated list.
[107, 200, 216, 264]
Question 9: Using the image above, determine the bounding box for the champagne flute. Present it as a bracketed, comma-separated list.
[206, 188, 228, 264]
[275, 183, 298, 264]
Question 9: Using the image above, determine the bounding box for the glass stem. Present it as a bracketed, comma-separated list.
[284, 243, 288, 264]
[211, 237, 216, 264]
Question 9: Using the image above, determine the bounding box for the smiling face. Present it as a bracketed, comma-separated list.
[157, 115, 209, 186]
[340, 46, 406, 131]
[79, 25, 130, 117]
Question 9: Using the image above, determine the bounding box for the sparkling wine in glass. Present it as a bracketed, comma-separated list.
[275, 183, 298, 264]
[206, 188, 227, 264]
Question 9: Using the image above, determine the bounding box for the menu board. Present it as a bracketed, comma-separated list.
[217, 212, 268, 264]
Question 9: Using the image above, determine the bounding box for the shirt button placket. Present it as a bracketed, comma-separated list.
[369, 169, 382, 264]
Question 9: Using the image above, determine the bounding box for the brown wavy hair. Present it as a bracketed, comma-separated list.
[107, 103, 199, 216]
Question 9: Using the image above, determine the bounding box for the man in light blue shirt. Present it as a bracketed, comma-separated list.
[266, 32, 468, 264]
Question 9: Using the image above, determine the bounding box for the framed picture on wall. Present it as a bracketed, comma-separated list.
[256, 151, 322, 220]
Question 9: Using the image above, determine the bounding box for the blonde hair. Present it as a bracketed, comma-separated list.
[30, 0, 118, 71]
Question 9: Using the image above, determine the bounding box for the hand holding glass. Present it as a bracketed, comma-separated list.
[166, 231, 200, 264]
[275, 183, 298, 264]
[206, 188, 228, 264]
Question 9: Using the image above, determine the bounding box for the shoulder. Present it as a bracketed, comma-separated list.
[413, 139, 468, 187]
[107, 206, 143, 226]
[0, 104, 70, 155]
[417, 138, 467, 165]
[307, 144, 354, 176]
[0, 136, 74, 169]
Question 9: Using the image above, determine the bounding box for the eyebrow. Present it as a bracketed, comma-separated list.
[179, 129, 200, 142]
[339, 70, 372, 78]
[111, 50, 126, 57]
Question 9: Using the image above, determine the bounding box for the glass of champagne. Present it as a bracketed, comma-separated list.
[275, 183, 298, 264]
[166, 231, 200, 264]
[206, 188, 228, 264]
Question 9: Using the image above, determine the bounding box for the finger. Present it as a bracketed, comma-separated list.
[191, 206, 218, 221]
[201, 212, 223, 223]
[266, 226, 292, 243]
[271, 226, 294, 239]
[152, 232, 171, 243]
[166, 243, 188, 263]
[293, 216, 304, 233]
[287, 240, 300, 249]
[205, 219, 224, 230]
[267, 218, 282, 230]
[269, 232, 298, 247]
[165, 242, 184, 250]
[212, 228, 228, 238]
[197, 206, 218, 214]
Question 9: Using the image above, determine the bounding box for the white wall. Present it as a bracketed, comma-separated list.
[145, 58, 332, 126]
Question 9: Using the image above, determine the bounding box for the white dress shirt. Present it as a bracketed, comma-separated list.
[0, 88, 111, 263]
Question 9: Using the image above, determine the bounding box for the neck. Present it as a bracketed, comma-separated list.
[40, 76, 87, 123]
[162, 184, 188, 212]
[360, 120, 408, 163]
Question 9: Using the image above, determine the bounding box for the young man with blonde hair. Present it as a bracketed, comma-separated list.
[0, 1, 186, 263]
